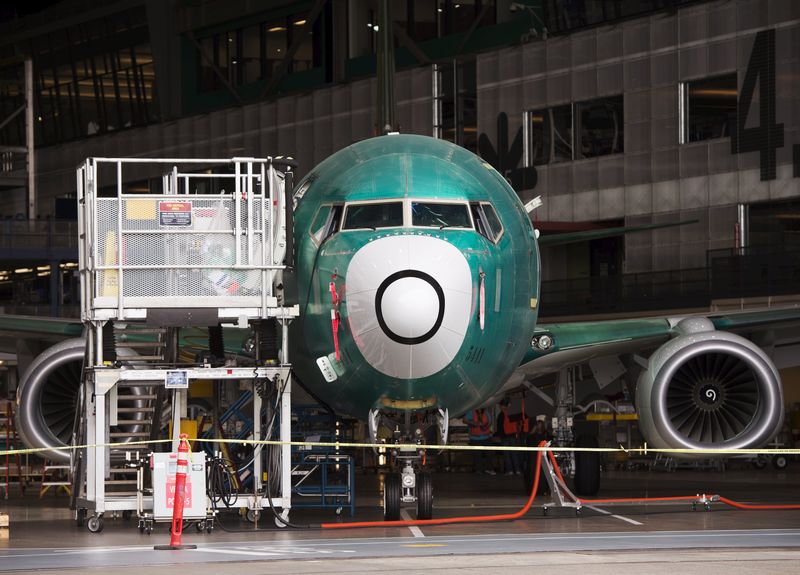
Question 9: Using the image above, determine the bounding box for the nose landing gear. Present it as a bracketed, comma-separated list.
[372, 408, 444, 521]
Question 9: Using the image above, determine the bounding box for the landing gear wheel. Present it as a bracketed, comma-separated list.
[383, 473, 401, 521]
[87, 514, 104, 533]
[573, 434, 601, 496]
[416, 472, 433, 520]
[773, 455, 788, 470]
[76, 508, 87, 527]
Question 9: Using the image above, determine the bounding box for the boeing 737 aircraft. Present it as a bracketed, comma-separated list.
[3, 132, 797, 521]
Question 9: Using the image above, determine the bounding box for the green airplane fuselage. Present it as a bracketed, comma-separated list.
[290, 134, 540, 418]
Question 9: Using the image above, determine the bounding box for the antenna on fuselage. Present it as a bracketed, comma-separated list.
[376, 0, 397, 135]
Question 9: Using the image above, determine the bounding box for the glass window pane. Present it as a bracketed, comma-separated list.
[344, 202, 403, 229]
[265, 21, 287, 78]
[576, 95, 624, 159]
[309, 205, 331, 243]
[529, 108, 551, 165]
[240, 25, 261, 84]
[686, 74, 737, 143]
[481, 204, 503, 239]
[198, 36, 216, 92]
[411, 202, 471, 228]
[552, 104, 573, 163]
[291, 19, 313, 72]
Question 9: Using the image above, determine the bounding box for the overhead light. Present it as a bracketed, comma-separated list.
[367, 22, 372, 28]
[37, 271, 50, 277]
[268, 26, 286, 32]
[14, 268, 32, 274]
[373, 25, 379, 31]
[294, 19, 306, 26]
[36, 265, 50, 272]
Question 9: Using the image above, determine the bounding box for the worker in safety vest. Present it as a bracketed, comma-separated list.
[464, 407, 495, 475]
[496, 398, 523, 475]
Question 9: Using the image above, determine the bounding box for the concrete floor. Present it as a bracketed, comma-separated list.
[1, 464, 799, 574]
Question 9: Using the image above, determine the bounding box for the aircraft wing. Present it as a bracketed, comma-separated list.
[517, 305, 800, 379]
[0, 315, 83, 341]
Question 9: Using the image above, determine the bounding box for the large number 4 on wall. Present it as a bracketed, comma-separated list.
[730, 29, 785, 181]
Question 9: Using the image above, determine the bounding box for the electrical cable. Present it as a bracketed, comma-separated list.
[319, 442, 546, 529]
[545, 449, 800, 510]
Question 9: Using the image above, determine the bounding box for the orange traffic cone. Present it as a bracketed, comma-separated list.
[155, 434, 197, 550]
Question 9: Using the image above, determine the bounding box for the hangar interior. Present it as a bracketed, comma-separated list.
[0, 0, 799, 573]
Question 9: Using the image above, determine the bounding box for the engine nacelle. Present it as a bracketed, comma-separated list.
[16, 338, 147, 462]
[637, 317, 784, 452]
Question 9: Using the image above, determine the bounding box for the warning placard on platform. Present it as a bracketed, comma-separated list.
[159, 201, 192, 227]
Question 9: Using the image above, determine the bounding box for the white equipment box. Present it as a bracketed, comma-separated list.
[151, 452, 208, 520]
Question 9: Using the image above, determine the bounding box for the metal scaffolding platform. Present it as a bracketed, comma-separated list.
[71, 156, 299, 532]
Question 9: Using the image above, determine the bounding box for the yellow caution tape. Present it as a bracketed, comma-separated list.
[1, 437, 799, 457]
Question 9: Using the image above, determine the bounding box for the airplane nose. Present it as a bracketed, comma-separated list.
[346, 235, 472, 379]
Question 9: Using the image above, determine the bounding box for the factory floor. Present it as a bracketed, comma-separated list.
[1, 463, 799, 574]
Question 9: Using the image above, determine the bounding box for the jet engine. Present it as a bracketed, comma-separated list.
[16, 338, 147, 463]
[637, 317, 784, 452]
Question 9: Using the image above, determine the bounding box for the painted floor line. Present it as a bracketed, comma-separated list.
[583, 504, 644, 526]
[400, 509, 425, 538]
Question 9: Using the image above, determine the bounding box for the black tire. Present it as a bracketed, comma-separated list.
[383, 473, 401, 521]
[416, 472, 433, 520]
[573, 434, 601, 496]
[86, 515, 104, 533]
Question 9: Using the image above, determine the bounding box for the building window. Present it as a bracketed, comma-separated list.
[680, 74, 737, 143]
[527, 96, 622, 165]
[433, 58, 477, 153]
[528, 104, 573, 165]
[195, 12, 319, 94]
[575, 95, 624, 159]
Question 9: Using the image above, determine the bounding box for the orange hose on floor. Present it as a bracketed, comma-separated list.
[547, 449, 800, 510]
[320, 442, 545, 529]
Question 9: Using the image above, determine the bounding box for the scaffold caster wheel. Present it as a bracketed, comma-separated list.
[122, 510, 132, 521]
[275, 510, 290, 528]
[146, 522, 153, 535]
[76, 508, 87, 527]
[206, 519, 214, 534]
[704, 503, 711, 512]
[692, 503, 697, 512]
[245, 509, 260, 523]
[542, 507, 548, 516]
[196, 521, 206, 533]
[575, 507, 582, 516]
[138, 520, 145, 533]
[87, 514, 104, 533]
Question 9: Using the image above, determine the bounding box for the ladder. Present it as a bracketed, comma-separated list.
[0, 401, 26, 498]
[39, 460, 71, 497]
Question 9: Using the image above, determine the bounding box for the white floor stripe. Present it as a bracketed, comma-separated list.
[400, 509, 425, 538]
[583, 505, 644, 526]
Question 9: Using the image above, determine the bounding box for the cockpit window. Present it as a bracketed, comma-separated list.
[309, 204, 342, 245]
[470, 202, 504, 243]
[343, 201, 403, 230]
[411, 202, 472, 229]
[481, 203, 504, 242]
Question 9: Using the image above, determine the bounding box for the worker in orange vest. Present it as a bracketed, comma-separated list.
[465, 407, 495, 475]
[496, 398, 522, 475]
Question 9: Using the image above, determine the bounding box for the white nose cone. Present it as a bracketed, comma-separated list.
[346, 235, 472, 379]
[379, 275, 441, 341]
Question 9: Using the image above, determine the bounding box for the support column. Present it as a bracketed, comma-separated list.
[24, 59, 35, 219]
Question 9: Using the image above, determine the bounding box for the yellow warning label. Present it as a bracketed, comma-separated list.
[125, 199, 156, 220]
